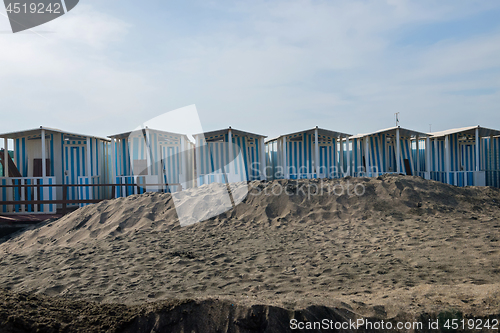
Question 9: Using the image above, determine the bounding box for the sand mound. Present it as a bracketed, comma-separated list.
[1, 175, 498, 254]
[0, 174, 499, 329]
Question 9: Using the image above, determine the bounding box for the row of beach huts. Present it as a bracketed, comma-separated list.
[0, 124, 499, 214]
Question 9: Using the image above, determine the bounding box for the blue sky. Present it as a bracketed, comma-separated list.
[0, 0, 499, 140]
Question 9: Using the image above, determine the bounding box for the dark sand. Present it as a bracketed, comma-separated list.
[0, 175, 499, 332]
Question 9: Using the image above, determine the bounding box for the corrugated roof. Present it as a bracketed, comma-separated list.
[0, 126, 110, 141]
[350, 126, 428, 139]
[266, 127, 351, 143]
[429, 126, 500, 138]
[108, 128, 189, 140]
[194, 127, 266, 140]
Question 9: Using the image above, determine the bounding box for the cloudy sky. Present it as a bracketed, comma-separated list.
[0, 0, 499, 141]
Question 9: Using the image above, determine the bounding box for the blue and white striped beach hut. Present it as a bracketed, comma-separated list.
[427, 126, 500, 187]
[0, 127, 110, 213]
[349, 127, 428, 178]
[194, 127, 266, 185]
[109, 128, 195, 197]
[266, 127, 352, 180]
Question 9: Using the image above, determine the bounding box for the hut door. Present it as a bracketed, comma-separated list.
[403, 159, 412, 176]
[247, 145, 257, 180]
[459, 143, 475, 171]
[161, 145, 180, 185]
[64, 145, 86, 201]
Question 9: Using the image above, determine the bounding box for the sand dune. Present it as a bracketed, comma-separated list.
[0, 175, 499, 332]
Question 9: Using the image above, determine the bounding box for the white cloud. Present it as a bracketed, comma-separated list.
[0, 1, 499, 139]
[0, 5, 152, 135]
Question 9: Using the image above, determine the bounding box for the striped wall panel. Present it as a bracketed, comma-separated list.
[64, 144, 86, 202]
[116, 132, 183, 179]
[197, 135, 248, 185]
[162, 145, 180, 184]
[285, 134, 337, 179]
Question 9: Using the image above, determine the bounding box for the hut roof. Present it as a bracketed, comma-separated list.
[429, 126, 500, 139]
[108, 128, 189, 140]
[350, 126, 428, 139]
[194, 127, 266, 141]
[266, 127, 351, 143]
[0, 126, 109, 141]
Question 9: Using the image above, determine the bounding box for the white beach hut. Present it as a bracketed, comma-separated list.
[427, 126, 500, 187]
[349, 127, 428, 178]
[193, 127, 266, 185]
[0, 127, 110, 213]
[265, 127, 352, 180]
[108, 128, 195, 197]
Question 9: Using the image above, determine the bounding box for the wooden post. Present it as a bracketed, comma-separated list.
[416, 136, 420, 177]
[116, 139, 121, 177]
[396, 127, 401, 173]
[96, 139, 100, 199]
[385, 137, 389, 172]
[41, 128, 46, 178]
[180, 135, 187, 184]
[195, 135, 202, 185]
[94, 139, 98, 178]
[345, 136, 351, 176]
[475, 127, 480, 172]
[3, 138, 8, 177]
[145, 128, 151, 176]
[445, 135, 450, 184]
[434, 138, 439, 175]
[3, 138, 9, 212]
[314, 127, 319, 178]
[365, 137, 370, 176]
[283, 136, 288, 179]
[259, 137, 266, 180]
[62, 185, 67, 214]
[339, 136, 344, 175]
[227, 128, 233, 175]
[490, 135, 494, 186]
[86, 137, 91, 177]
[425, 137, 431, 179]
[110, 138, 116, 186]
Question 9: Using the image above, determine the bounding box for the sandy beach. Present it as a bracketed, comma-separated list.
[1, 175, 499, 332]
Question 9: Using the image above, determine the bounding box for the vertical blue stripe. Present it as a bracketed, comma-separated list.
[22, 138, 27, 176]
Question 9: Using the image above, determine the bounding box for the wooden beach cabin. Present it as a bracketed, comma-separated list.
[193, 127, 266, 185]
[265, 127, 352, 180]
[427, 126, 500, 187]
[349, 127, 428, 178]
[109, 128, 195, 197]
[0, 127, 110, 214]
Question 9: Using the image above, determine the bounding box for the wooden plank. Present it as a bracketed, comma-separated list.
[0, 149, 22, 177]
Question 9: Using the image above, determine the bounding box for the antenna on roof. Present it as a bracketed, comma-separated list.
[395, 112, 400, 127]
[429, 124, 432, 132]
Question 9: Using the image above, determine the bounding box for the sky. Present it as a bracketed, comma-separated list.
[0, 0, 499, 142]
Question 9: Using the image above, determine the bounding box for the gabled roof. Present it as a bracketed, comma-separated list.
[350, 126, 428, 139]
[266, 127, 351, 143]
[0, 126, 109, 141]
[429, 126, 500, 139]
[194, 127, 266, 140]
[108, 127, 188, 140]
